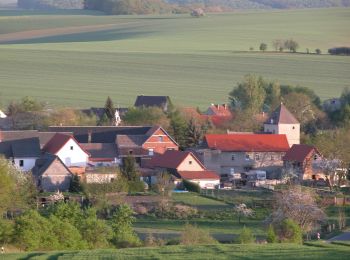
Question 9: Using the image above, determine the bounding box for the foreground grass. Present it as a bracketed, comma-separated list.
[5, 243, 350, 260]
[0, 8, 349, 108]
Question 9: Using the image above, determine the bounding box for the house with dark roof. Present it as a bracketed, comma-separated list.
[283, 144, 324, 180]
[0, 137, 41, 171]
[146, 150, 220, 189]
[264, 104, 300, 146]
[49, 126, 179, 164]
[43, 133, 89, 168]
[32, 155, 72, 192]
[195, 133, 290, 177]
[80, 143, 119, 166]
[134, 95, 172, 112]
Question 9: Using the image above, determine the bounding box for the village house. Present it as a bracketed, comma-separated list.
[283, 144, 325, 181]
[145, 150, 220, 189]
[32, 155, 72, 192]
[43, 133, 90, 168]
[134, 95, 172, 112]
[0, 137, 41, 171]
[194, 133, 290, 177]
[49, 126, 179, 164]
[263, 103, 300, 146]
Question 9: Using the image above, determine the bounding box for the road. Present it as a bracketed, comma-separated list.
[328, 232, 350, 242]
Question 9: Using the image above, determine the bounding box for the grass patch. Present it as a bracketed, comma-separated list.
[4, 243, 350, 260]
[0, 8, 349, 108]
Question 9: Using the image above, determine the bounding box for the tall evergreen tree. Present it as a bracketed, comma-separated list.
[104, 96, 115, 124]
[121, 156, 139, 181]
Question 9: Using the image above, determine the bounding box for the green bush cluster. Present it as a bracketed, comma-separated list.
[183, 180, 201, 193]
[9, 202, 139, 251]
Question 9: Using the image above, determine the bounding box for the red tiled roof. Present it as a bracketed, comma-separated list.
[208, 105, 232, 117]
[148, 150, 204, 169]
[283, 144, 320, 163]
[178, 171, 219, 180]
[43, 133, 89, 155]
[205, 134, 290, 152]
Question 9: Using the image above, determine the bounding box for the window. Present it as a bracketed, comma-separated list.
[19, 160, 24, 167]
[255, 154, 260, 161]
[189, 160, 193, 165]
[245, 154, 250, 160]
[231, 154, 235, 161]
[314, 154, 318, 160]
[70, 146, 74, 150]
[158, 136, 163, 142]
[129, 150, 133, 155]
[148, 149, 154, 156]
[292, 126, 295, 130]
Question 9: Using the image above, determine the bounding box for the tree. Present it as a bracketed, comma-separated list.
[111, 204, 140, 247]
[69, 174, 85, 193]
[122, 107, 170, 128]
[259, 43, 267, 51]
[121, 156, 139, 181]
[237, 226, 255, 244]
[229, 74, 266, 115]
[279, 219, 302, 244]
[266, 224, 277, 243]
[270, 186, 325, 235]
[272, 39, 284, 51]
[185, 118, 203, 148]
[234, 203, 253, 224]
[104, 96, 115, 125]
[168, 109, 187, 149]
[180, 223, 217, 245]
[264, 81, 281, 111]
[155, 171, 174, 197]
[315, 49, 321, 54]
[284, 39, 299, 52]
[49, 108, 97, 126]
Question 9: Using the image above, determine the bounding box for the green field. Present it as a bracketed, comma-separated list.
[0, 8, 349, 108]
[4, 243, 350, 259]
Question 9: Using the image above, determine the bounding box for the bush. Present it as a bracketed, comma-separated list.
[144, 233, 165, 247]
[154, 201, 198, 219]
[183, 180, 200, 193]
[266, 225, 277, 243]
[279, 219, 303, 244]
[128, 180, 145, 193]
[259, 43, 267, 51]
[180, 224, 217, 245]
[237, 226, 255, 244]
[315, 49, 322, 55]
[0, 219, 14, 245]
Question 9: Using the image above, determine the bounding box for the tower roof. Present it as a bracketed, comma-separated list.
[265, 104, 299, 125]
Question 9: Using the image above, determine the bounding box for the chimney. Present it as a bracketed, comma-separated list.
[88, 130, 92, 143]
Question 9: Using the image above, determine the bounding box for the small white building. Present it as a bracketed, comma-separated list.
[43, 133, 89, 167]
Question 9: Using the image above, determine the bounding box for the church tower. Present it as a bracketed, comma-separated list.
[264, 104, 300, 147]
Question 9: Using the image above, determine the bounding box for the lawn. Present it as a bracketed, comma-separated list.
[172, 192, 230, 210]
[0, 8, 349, 108]
[4, 243, 350, 260]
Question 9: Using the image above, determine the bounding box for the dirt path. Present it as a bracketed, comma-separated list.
[0, 22, 138, 43]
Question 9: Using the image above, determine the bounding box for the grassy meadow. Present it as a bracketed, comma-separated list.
[0, 8, 349, 108]
[4, 243, 350, 260]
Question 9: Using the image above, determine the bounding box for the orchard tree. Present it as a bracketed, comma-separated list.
[234, 203, 253, 224]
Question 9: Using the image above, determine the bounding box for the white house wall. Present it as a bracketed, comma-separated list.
[14, 157, 38, 172]
[56, 139, 88, 167]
